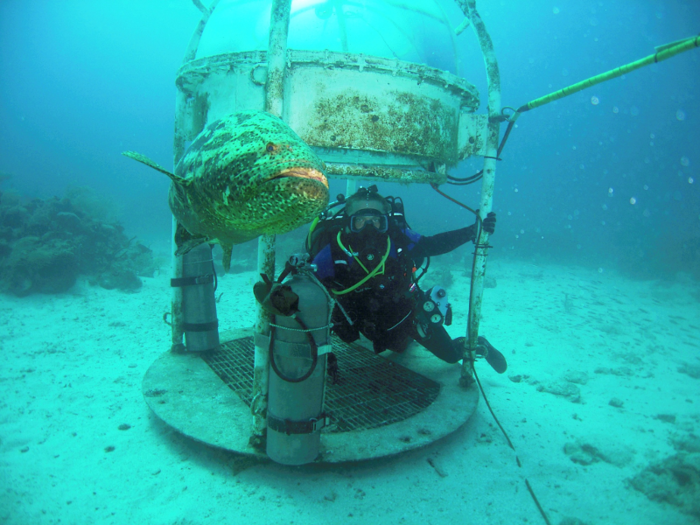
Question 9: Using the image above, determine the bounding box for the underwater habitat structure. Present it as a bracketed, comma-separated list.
[141, 0, 699, 468]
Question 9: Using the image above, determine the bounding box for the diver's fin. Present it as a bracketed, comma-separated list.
[477, 336, 508, 374]
[122, 151, 190, 185]
[221, 244, 233, 273]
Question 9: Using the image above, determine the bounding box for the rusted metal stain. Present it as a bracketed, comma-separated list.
[325, 163, 447, 184]
[302, 90, 459, 165]
[458, 114, 488, 159]
[188, 92, 210, 140]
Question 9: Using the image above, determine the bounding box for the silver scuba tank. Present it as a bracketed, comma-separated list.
[266, 271, 331, 465]
[175, 243, 219, 352]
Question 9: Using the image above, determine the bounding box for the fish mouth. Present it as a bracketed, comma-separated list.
[265, 167, 329, 188]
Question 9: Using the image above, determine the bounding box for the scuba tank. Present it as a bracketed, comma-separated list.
[254, 256, 331, 465]
[171, 243, 219, 352]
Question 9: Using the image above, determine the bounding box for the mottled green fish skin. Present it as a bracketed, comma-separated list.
[170, 111, 329, 248]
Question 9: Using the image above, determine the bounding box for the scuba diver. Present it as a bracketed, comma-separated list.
[307, 185, 507, 373]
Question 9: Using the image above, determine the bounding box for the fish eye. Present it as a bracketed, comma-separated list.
[266, 143, 276, 153]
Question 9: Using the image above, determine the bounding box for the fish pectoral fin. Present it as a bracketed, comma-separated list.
[222, 244, 233, 273]
[122, 151, 189, 185]
[173, 223, 207, 255]
[174, 239, 208, 256]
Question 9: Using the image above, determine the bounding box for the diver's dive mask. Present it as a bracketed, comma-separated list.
[349, 209, 389, 233]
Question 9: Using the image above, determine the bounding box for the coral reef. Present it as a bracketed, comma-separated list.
[629, 452, 700, 518]
[563, 438, 635, 467]
[0, 186, 158, 295]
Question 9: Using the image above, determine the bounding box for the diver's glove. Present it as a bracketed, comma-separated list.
[481, 211, 496, 234]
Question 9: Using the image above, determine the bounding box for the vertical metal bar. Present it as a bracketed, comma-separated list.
[265, 0, 292, 116]
[170, 1, 221, 352]
[251, 0, 293, 439]
[454, 0, 501, 386]
[345, 179, 357, 197]
[332, 0, 349, 52]
[170, 217, 185, 352]
[184, 0, 221, 62]
[252, 234, 276, 438]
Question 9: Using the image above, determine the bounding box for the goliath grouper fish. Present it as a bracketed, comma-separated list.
[123, 111, 329, 271]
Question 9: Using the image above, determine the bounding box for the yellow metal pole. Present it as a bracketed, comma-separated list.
[518, 34, 700, 113]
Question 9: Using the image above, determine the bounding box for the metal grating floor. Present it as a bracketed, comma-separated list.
[202, 336, 440, 434]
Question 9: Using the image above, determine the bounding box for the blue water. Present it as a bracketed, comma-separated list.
[1, 1, 698, 278]
[0, 2, 699, 524]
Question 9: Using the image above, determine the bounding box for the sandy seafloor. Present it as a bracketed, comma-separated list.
[1, 257, 699, 525]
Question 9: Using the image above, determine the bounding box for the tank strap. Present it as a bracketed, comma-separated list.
[267, 413, 331, 435]
[183, 320, 218, 332]
[170, 274, 214, 287]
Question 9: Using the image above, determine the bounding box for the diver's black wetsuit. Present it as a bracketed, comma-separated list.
[312, 225, 478, 363]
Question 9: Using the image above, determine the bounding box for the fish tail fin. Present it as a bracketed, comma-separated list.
[122, 151, 189, 185]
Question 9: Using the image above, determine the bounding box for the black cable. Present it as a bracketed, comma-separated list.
[465, 216, 552, 525]
[446, 116, 517, 185]
[432, 183, 552, 525]
[472, 364, 552, 525]
[268, 316, 319, 384]
[412, 256, 430, 286]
